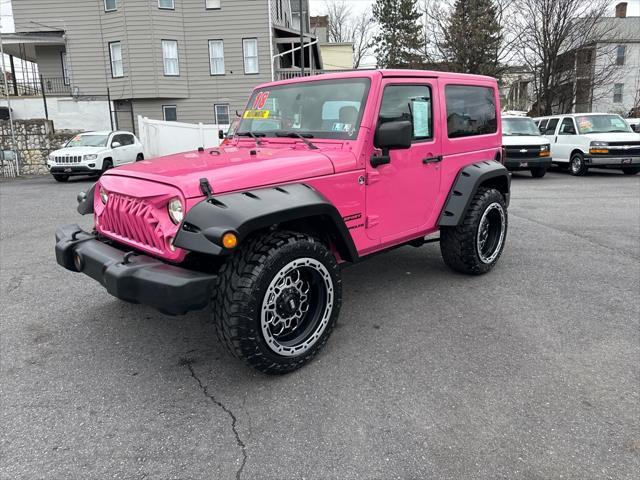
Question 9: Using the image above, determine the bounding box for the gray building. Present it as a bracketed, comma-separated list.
[4, 0, 321, 131]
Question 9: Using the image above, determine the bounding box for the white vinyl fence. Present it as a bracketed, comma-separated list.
[137, 116, 227, 158]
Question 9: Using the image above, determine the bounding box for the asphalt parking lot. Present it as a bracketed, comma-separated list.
[1, 169, 639, 479]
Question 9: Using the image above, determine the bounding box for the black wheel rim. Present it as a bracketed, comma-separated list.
[476, 202, 506, 264]
[261, 258, 334, 357]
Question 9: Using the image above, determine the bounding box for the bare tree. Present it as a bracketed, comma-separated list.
[514, 0, 618, 115]
[323, 0, 375, 68]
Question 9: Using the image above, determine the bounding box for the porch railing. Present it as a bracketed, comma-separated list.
[0, 76, 71, 97]
[275, 68, 356, 80]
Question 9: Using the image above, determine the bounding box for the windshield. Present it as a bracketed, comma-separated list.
[575, 115, 631, 134]
[502, 117, 540, 136]
[237, 78, 370, 140]
[65, 134, 109, 147]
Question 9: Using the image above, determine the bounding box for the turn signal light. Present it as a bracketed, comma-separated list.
[589, 148, 609, 155]
[539, 150, 550, 157]
[222, 232, 238, 249]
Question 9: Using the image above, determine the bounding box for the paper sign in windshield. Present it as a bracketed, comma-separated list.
[243, 110, 270, 119]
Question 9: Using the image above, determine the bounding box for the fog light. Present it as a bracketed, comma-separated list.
[73, 252, 84, 271]
[222, 232, 238, 249]
[88, 163, 96, 168]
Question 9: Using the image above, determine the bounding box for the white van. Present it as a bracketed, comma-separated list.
[502, 115, 551, 178]
[533, 113, 640, 176]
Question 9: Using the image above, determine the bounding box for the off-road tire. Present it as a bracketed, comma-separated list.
[569, 152, 588, 176]
[53, 174, 69, 182]
[622, 167, 639, 175]
[211, 231, 342, 374]
[530, 167, 546, 178]
[440, 187, 508, 275]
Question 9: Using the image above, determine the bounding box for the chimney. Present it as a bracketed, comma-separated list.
[615, 2, 627, 18]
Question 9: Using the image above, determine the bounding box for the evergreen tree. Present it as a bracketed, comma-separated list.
[443, 0, 503, 77]
[372, 0, 423, 68]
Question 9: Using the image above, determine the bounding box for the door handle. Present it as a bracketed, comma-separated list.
[422, 155, 442, 164]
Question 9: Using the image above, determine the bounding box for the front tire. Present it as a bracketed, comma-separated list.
[622, 167, 639, 175]
[570, 152, 588, 176]
[530, 167, 547, 178]
[100, 159, 113, 177]
[136, 153, 144, 161]
[440, 187, 508, 275]
[212, 231, 342, 374]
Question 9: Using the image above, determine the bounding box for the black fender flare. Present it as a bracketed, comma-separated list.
[438, 160, 511, 227]
[173, 183, 359, 261]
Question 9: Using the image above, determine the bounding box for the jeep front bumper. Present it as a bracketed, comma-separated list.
[55, 224, 217, 315]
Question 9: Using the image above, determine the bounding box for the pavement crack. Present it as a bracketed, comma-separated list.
[185, 361, 247, 480]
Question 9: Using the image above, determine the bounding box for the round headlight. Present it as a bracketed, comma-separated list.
[168, 197, 184, 224]
[99, 186, 109, 205]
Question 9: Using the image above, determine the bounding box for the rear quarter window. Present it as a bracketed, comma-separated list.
[445, 85, 497, 138]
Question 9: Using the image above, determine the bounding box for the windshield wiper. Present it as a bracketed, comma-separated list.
[275, 131, 319, 150]
[236, 131, 265, 145]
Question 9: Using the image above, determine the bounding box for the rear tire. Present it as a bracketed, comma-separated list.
[530, 167, 547, 178]
[440, 187, 508, 275]
[569, 152, 588, 176]
[52, 174, 69, 183]
[212, 231, 342, 374]
[622, 167, 639, 175]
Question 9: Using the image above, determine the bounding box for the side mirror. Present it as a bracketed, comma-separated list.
[111, 141, 121, 148]
[374, 120, 412, 150]
[218, 129, 224, 140]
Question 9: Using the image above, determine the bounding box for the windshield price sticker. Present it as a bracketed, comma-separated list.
[252, 91, 270, 110]
[243, 110, 271, 119]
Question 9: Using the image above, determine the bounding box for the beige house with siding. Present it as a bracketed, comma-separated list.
[5, 0, 321, 132]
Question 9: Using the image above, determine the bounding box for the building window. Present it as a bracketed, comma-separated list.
[163, 105, 177, 121]
[162, 40, 179, 76]
[214, 104, 230, 124]
[61, 52, 70, 85]
[104, 0, 117, 11]
[616, 45, 626, 66]
[206, 0, 221, 9]
[109, 42, 124, 78]
[208, 40, 225, 75]
[158, 0, 175, 9]
[613, 83, 624, 103]
[445, 85, 497, 138]
[243, 38, 259, 74]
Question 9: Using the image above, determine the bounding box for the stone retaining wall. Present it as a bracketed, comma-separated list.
[0, 120, 80, 175]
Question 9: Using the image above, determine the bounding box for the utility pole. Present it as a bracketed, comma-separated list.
[299, 0, 304, 76]
[0, 22, 19, 175]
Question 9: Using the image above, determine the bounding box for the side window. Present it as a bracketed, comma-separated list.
[121, 134, 134, 146]
[545, 118, 559, 134]
[379, 84, 433, 141]
[538, 119, 548, 132]
[111, 134, 123, 147]
[445, 85, 497, 138]
[558, 118, 576, 135]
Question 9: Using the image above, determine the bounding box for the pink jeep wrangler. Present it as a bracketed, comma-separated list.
[56, 70, 510, 373]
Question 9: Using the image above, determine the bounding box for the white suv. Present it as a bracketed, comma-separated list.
[47, 131, 144, 182]
[533, 113, 640, 176]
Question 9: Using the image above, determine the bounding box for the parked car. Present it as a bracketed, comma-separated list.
[534, 113, 640, 175]
[47, 130, 144, 182]
[56, 70, 510, 373]
[502, 115, 551, 177]
[625, 118, 640, 133]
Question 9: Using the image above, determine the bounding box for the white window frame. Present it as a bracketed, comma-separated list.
[163, 105, 177, 121]
[104, 0, 117, 12]
[109, 41, 124, 78]
[214, 104, 230, 125]
[162, 40, 180, 76]
[208, 40, 225, 75]
[242, 38, 259, 74]
[158, 0, 175, 10]
[613, 83, 624, 103]
[205, 0, 221, 9]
